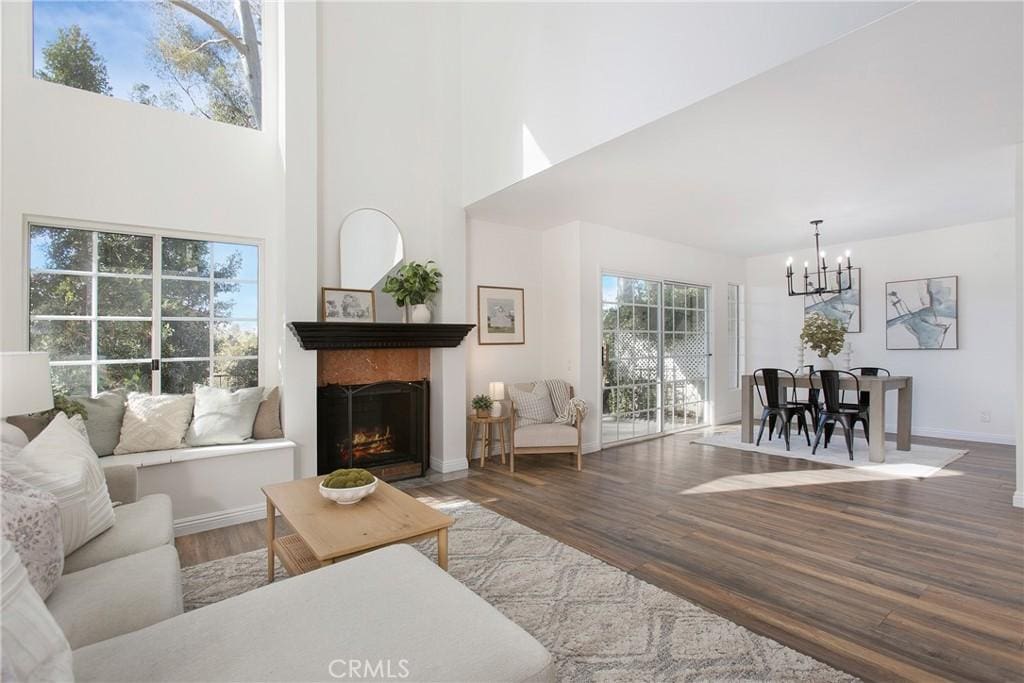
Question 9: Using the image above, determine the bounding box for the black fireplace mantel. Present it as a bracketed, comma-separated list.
[288, 321, 475, 350]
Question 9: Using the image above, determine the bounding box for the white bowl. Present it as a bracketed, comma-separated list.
[319, 477, 378, 505]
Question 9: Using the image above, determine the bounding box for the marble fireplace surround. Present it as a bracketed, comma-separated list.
[288, 322, 475, 475]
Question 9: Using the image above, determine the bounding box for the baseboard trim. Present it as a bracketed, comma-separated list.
[430, 456, 469, 474]
[173, 503, 267, 537]
[1013, 491, 1024, 509]
[884, 424, 1015, 445]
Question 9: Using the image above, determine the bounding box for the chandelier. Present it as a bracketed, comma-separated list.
[786, 220, 853, 297]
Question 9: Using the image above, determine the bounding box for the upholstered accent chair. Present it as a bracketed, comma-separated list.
[508, 382, 583, 473]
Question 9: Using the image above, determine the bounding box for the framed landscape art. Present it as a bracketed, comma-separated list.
[322, 287, 376, 323]
[885, 276, 958, 350]
[804, 267, 861, 333]
[477, 286, 525, 345]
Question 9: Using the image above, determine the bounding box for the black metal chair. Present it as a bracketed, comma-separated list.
[810, 370, 869, 459]
[753, 368, 811, 451]
[789, 365, 821, 432]
[847, 367, 891, 413]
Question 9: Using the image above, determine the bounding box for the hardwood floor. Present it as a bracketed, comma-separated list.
[176, 432, 1024, 682]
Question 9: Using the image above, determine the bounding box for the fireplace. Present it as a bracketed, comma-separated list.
[317, 380, 429, 480]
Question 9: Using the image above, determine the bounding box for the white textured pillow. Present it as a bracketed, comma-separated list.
[1, 472, 63, 599]
[5, 413, 115, 556]
[186, 385, 264, 446]
[114, 392, 195, 454]
[0, 538, 73, 681]
[509, 382, 556, 426]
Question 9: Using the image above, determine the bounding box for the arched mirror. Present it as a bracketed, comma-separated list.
[339, 208, 404, 322]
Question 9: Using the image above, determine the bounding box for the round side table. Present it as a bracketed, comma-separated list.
[466, 414, 511, 468]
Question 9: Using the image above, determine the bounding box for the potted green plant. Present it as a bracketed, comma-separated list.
[471, 394, 493, 418]
[382, 260, 442, 323]
[800, 313, 846, 369]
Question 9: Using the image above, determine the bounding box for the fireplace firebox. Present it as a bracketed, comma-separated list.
[317, 380, 429, 480]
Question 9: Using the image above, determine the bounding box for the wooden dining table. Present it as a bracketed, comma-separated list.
[740, 374, 913, 463]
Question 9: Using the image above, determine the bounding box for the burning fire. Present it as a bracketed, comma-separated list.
[342, 426, 396, 461]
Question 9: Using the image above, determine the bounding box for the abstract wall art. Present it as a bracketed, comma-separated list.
[804, 267, 861, 333]
[885, 276, 958, 350]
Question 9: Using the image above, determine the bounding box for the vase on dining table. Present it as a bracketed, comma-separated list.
[816, 355, 835, 371]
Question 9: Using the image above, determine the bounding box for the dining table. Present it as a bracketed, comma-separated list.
[740, 373, 913, 463]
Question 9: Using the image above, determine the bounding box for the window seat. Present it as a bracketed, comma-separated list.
[101, 439, 297, 536]
[101, 438, 296, 468]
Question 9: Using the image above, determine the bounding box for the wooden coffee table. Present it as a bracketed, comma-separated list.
[262, 476, 453, 582]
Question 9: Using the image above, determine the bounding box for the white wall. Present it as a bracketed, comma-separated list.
[317, 2, 467, 473]
[746, 218, 1017, 444]
[459, 2, 906, 204]
[465, 220, 546, 402]
[1015, 144, 1023, 507]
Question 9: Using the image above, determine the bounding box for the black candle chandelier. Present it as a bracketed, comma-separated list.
[785, 220, 853, 297]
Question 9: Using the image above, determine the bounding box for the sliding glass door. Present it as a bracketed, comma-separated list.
[601, 275, 710, 447]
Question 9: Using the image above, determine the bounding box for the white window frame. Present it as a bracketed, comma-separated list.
[24, 216, 263, 396]
[727, 283, 745, 390]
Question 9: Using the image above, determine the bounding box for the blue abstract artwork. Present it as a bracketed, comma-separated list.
[805, 268, 860, 333]
[885, 276, 958, 350]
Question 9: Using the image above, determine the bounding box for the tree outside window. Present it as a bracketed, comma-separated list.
[29, 224, 259, 396]
[33, 1, 262, 129]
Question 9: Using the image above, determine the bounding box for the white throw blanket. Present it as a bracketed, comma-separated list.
[546, 380, 588, 426]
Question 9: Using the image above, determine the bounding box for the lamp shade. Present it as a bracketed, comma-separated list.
[1, 352, 54, 417]
[488, 382, 505, 400]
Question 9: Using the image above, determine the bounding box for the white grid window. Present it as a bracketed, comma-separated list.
[28, 224, 259, 396]
[727, 283, 745, 389]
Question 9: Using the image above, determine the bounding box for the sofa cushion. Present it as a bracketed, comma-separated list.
[64, 494, 174, 574]
[1, 538, 73, 682]
[515, 423, 579, 448]
[48, 544, 182, 650]
[71, 389, 127, 457]
[73, 544, 554, 683]
[114, 392, 194, 455]
[253, 386, 284, 439]
[186, 385, 264, 446]
[4, 413, 116, 556]
[1, 471, 63, 599]
[509, 382, 556, 426]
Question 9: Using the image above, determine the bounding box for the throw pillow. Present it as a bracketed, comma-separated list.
[6, 413, 115, 556]
[0, 538, 73, 682]
[70, 389, 126, 456]
[186, 385, 264, 446]
[253, 386, 284, 439]
[508, 382, 556, 426]
[1, 472, 63, 599]
[5, 415, 47, 442]
[114, 392, 195, 454]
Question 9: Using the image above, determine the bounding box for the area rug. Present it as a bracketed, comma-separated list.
[182, 501, 853, 682]
[692, 425, 967, 479]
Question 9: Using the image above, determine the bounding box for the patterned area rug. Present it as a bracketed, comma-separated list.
[182, 501, 854, 682]
[693, 425, 967, 479]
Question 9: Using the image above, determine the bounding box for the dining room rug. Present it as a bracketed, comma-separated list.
[181, 500, 853, 682]
[692, 425, 967, 478]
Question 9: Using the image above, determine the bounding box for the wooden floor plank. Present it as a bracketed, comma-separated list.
[176, 431, 1024, 682]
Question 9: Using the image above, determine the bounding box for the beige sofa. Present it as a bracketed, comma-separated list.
[55, 466, 554, 682]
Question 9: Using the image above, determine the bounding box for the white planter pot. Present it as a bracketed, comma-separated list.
[410, 304, 432, 324]
[816, 356, 835, 371]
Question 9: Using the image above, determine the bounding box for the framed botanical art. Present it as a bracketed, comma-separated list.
[477, 286, 525, 345]
[885, 276, 958, 349]
[321, 287, 376, 323]
[804, 267, 861, 333]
